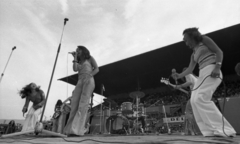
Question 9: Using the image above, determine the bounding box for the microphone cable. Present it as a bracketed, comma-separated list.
[171, 74, 231, 138]
[66, 54, 69, 99]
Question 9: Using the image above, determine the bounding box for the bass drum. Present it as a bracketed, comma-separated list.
[106, 115, 129, 134]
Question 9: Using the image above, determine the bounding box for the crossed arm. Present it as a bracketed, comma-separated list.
[33, 90, 46, 110]
[176, 81, 193, 89]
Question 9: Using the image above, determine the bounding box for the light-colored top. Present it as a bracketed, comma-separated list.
[77, 60, 93, 78]
[185, 74, 197, 89]
[193, 43, 216, 69]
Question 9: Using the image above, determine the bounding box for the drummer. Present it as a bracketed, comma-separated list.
[133, 103, 147, 132]
[130, 91, 147, 132]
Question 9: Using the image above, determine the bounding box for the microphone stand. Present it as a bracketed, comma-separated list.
[1, 18, 69, 138]
[99, 84, 104, 134]
[0, 46, 16, 84]
[87, 94, 94, 134]
[162, 101, 171, 135]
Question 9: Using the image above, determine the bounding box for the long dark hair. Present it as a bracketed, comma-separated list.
[56, 99, 63, 106]
[183, 27, 203, 44]
[55, 99, 63, 110]
[77, 45, 91, 62]
[19, 83, 41, 99]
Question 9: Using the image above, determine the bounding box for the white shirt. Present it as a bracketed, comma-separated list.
[185, 74, 198, 89]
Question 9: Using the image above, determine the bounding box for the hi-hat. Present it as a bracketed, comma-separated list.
[129, 91, 145, 99]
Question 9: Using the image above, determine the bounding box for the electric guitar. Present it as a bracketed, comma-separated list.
[160, 78, 189, 94]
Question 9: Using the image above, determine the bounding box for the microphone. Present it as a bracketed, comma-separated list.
[12, 46, 16, 50]
[172, 69, 178, 85]
[64, 18, 69, 25]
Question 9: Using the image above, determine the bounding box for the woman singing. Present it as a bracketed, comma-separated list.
[172, 28, 236, 137]
[64, 46, 99, 136]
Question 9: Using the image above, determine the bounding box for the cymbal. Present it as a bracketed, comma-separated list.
[102, 103, 118, 108]
[103, 98, 117, 106]
[129, 91, 145, 99]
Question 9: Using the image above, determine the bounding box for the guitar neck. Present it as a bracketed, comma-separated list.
[168, 83, 189, 94]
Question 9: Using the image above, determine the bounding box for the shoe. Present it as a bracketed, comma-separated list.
[67, 134, 80, 137]
[213, 131, 236, 137]
[202, 131, 214, 137]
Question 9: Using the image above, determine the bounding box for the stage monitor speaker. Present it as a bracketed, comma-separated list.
[218, 96, 240, 134]
[89, 116, 109, 134]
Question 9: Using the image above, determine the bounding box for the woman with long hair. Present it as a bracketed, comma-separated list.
[172, 28, 236, 137]
[19, 83, 45, 131]
[64, 46, 99, 136]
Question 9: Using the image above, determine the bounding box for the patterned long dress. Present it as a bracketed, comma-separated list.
[190, 43, 236, 136]
[63, 60, 95, 136]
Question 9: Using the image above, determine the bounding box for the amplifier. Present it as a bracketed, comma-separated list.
[218, 96, 240, 134]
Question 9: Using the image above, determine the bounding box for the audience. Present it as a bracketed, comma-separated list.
[43, 78, 240, 133]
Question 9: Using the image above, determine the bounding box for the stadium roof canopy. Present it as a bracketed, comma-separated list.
[59, 24, 240, 98]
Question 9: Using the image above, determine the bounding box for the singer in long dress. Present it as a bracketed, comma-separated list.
[19, 83, 45, 131]
[64, 46, 99, 136]
[172, 28, 236, 137]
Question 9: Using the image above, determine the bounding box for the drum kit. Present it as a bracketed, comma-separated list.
[105, 91, 147, 135]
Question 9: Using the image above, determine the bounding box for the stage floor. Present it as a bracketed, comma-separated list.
[0, 133, 239, 144]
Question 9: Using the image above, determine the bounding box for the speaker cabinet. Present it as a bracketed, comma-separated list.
[89, 116, 109, 134]
[218, 96, 240, 134]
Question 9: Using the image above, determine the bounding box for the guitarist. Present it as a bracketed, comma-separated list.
[52, 97, 71, 134]
[174, 67, 201, 136]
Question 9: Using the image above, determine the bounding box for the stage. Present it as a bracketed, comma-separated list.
[0, 133, 239, 144]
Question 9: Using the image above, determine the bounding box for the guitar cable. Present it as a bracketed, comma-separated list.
[169, 74, 231, 138]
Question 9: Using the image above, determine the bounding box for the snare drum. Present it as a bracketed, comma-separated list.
[121, 102, 133, 115]
[106, 115, 129, 134]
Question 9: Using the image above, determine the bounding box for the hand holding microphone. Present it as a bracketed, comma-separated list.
[68, 51, 76, 57]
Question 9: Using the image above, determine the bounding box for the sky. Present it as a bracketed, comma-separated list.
[0, 0, 239, 121]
